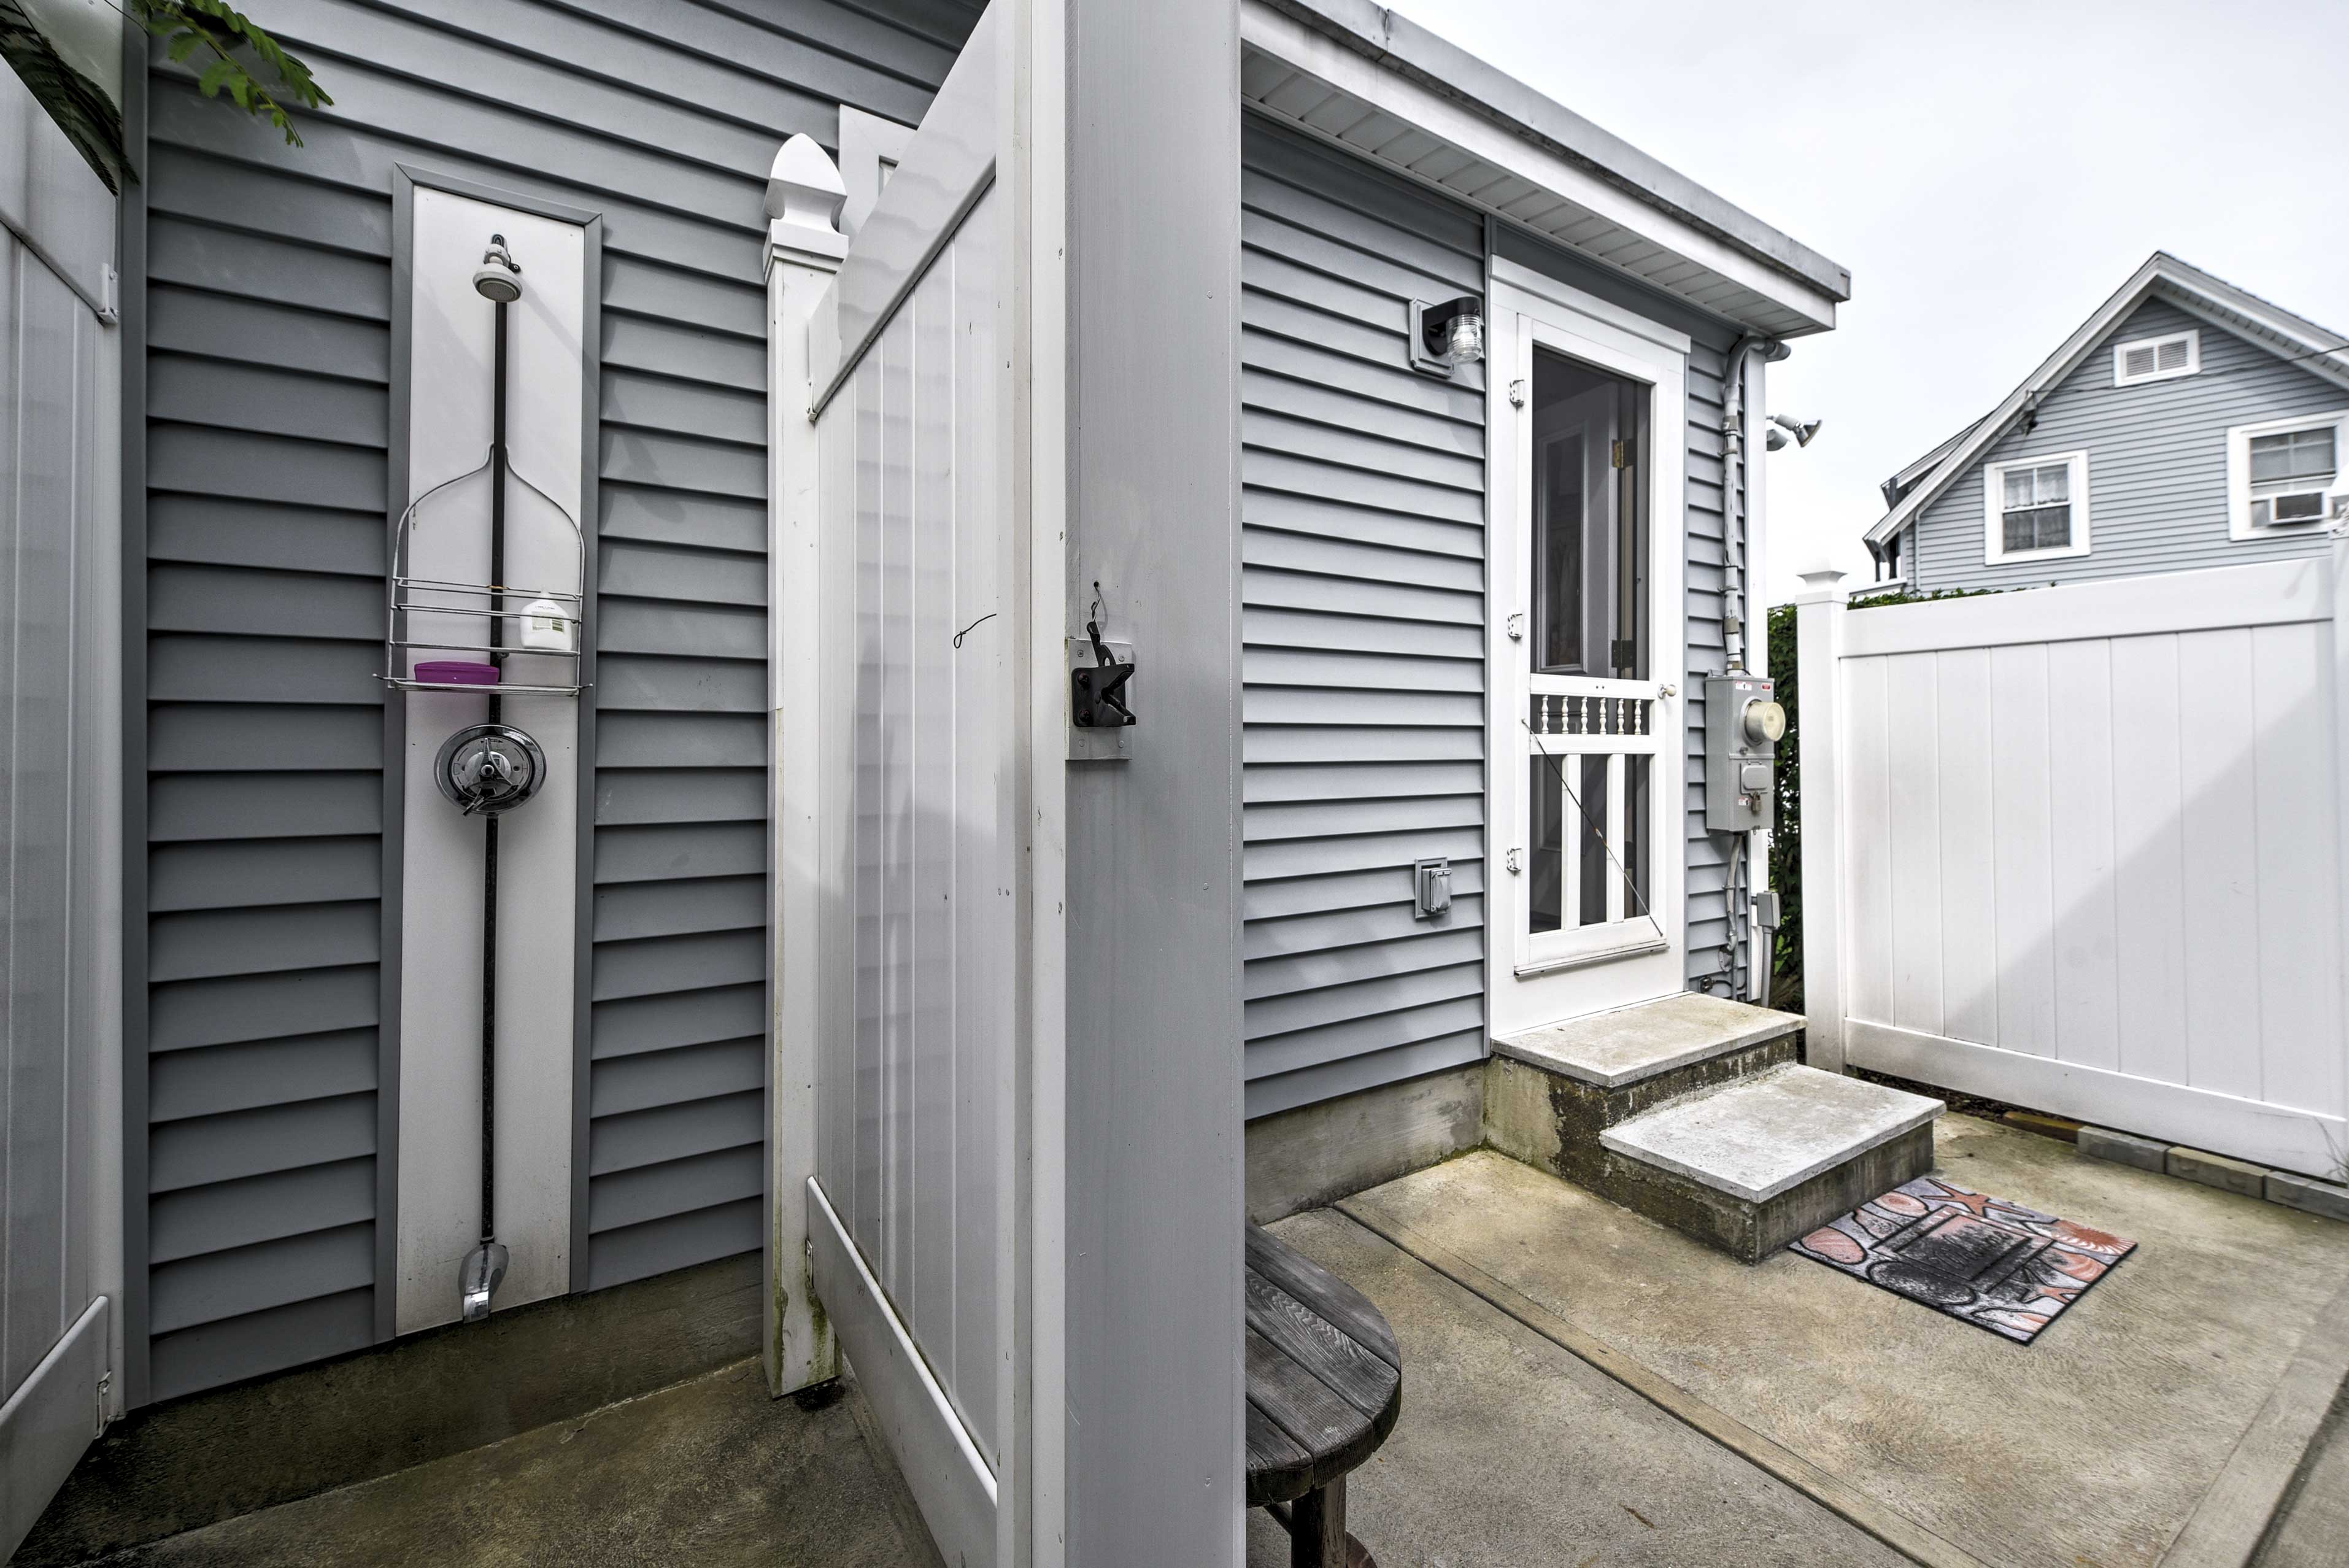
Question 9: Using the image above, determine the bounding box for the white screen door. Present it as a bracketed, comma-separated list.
[1487, 273, 1689, 1037]
[800, 11, 1014, 1564]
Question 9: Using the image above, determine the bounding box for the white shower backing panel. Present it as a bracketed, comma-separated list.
[395, 188, 585, 1333]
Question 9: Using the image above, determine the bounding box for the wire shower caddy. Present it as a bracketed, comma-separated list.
[380, 446, 588, 697]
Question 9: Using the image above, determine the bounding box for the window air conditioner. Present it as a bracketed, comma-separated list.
[2267, 489, 2328, 524]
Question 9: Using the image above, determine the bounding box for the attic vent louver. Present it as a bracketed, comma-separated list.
[2114, 328, 2199, 387]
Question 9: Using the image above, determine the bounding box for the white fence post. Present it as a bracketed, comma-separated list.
[2334, 525, 2349, 1146]
[765, 135, 847, 1398]
[1794, 568, 1849, 1073]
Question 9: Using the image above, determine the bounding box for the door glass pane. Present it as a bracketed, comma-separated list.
[1530, 348, 1648, 679]
[1574, 754, 1609, 927]
[1529, 750, 1656, 935]
[1529, 754, 1562, 933]
[1622, 752, 1650, 921]
[1535, 431, 1583, 671]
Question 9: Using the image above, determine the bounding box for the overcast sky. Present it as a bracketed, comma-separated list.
[1413, 0, 2349, 606]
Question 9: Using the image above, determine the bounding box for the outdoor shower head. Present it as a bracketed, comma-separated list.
[472, 234, 524, 303]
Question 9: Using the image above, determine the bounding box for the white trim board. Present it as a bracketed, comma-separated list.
[1017, 0, 1071, 1554]
[1846, 1020, 2348, 1180]
[807, 1180, 997, 1566]
[1489, 255, 1693, 356]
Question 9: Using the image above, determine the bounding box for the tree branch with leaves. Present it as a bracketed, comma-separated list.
[0, 0, 328, 193]
[132, 0, 328, 147]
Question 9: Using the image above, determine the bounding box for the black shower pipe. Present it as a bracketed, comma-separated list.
[479, 260, 510, 1263]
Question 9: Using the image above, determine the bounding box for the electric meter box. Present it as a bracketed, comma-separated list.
[1705, 673, 1783, 833]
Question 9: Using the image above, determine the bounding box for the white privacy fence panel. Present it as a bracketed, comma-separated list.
[1799, 551, 2349, 1178]
[1, 64, 122, 1557]
[814, 183, 1008, 1464]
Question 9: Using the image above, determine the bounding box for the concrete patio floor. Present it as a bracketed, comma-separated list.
[1257, 1114, 2349, 1568]
[64, 1359, 941, 1568]
[50, 1114, 2347, 1567]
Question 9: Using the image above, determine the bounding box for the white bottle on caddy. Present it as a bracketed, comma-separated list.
[519, 597, 574, 652]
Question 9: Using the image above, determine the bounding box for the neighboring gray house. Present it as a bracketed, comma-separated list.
[1868, 253, 2349, 590]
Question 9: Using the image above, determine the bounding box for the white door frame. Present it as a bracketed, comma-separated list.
[1486, 264, 1690, 1038]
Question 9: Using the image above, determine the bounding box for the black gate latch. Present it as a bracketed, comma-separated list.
[1072, 585, 1135, 728]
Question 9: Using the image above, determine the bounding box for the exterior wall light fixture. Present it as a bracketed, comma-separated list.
[1408, 295, 1485, 377]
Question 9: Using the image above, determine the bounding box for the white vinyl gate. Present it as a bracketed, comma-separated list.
[785, 12, 1014, 1565]
[1, 67, 123, 1556]
[1797, 547, 2349, 1178]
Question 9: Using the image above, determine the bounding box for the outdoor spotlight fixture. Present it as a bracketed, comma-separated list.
[1765, 412, 1822, 450]
[1408, 295, 1486, 377]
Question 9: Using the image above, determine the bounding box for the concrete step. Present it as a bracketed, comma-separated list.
[1483, 994, 1944, 1263]
[1601, 1065, 1940, 1262]
[1492, 992, 1803, 1091]
[1485, 994, 1803, 1188]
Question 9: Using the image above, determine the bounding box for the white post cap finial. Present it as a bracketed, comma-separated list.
[1793, 562, 1849, 606]
[765, 134, 847, 266]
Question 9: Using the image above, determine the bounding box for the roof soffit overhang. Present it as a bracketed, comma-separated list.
[1865, 253, 2349, 546]
[1240, 0, 1848, 340]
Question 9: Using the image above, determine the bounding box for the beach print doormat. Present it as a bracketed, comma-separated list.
[1790, 1178, 2137, 1344]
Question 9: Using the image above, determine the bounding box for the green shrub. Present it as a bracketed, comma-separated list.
[1766, 603, 1802, 997]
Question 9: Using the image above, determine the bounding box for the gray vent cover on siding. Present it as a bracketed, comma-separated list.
[133, 0, 977, 1405]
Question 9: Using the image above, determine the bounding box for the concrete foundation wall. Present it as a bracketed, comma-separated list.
[1245, 1065, 1484, 1222]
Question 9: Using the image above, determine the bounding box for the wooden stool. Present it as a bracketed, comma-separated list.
[1244, 1224, 1402, 1568]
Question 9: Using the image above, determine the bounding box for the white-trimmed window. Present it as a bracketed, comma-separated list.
[2228, 409, 2349, 539]
[1983, 450, 2091, 563]
[2113, 328, 2199, 387]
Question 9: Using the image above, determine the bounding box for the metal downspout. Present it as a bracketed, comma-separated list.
[1718, 334, 1786, 1004]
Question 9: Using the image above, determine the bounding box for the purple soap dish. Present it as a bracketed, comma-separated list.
[415, 660, 500, 686]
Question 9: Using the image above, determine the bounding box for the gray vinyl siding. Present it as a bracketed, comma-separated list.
[1911, 298, 2342, 592]
[1240, 123, 1489, 1119]
[133, 0, 974, 1404]
[1240, 128, 1753, 1120]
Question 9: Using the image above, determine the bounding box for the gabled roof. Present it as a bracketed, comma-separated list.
[1866, 252, 2349, 547]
